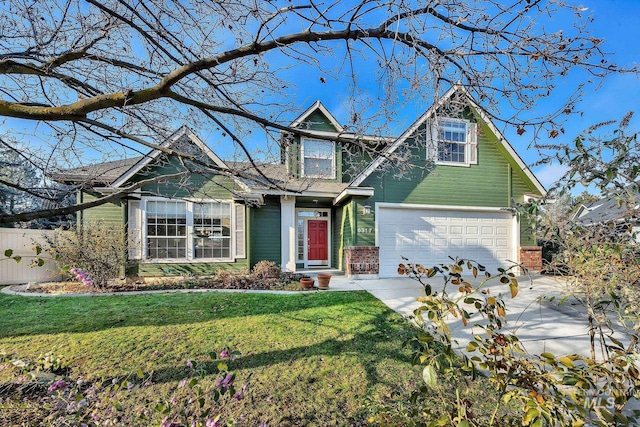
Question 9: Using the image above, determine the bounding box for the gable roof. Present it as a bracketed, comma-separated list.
[50, 157, 142, 185]
[572, 190, 640, 225]
[111, 126, 229, 188]
[290, 100, 343, 132]
[348, 84, 546, 196]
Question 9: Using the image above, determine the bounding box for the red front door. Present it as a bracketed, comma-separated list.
[307, 220, 328, 264]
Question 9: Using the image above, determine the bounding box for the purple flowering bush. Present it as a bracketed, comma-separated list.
[48, 222, 126, 290]
[70, 267, 95, 287]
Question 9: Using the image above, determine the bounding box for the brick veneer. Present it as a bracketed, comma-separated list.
[344, 246, 379, 278]
[519, 246, 542, 272]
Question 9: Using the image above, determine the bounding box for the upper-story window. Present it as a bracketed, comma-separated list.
[433, 118, 477, 167]
[301, 138, 335, 178]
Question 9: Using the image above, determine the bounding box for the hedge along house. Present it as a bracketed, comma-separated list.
[54, 85, 546, 278]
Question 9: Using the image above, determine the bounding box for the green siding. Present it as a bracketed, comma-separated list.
[79, 191, 124, 225]
[132, 155, 242, 199]
[362, 125, 512, 206]
[115, 154, 251, 276]
[306, 110, 339, 132]
[359, 118, 543, 245]
[249, 197, 281, 266]
[129, 261, 249, 277]
[338, 200, 355, 250]
[287, 108, 345, 181]
[354, 198, 375, 246]
[332, 207, 343, 269]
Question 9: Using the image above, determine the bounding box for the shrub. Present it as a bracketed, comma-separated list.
[251, 260, 281, 279]
[376, 258, 640, 427]
[48, 222, 126, 290]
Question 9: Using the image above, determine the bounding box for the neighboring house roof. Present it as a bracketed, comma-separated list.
[348, 84, 547, 197]
[572, 192, 640, 225]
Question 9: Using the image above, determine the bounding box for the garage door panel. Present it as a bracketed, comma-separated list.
[378, 206, 514, 277]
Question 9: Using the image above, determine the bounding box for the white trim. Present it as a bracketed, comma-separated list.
[261, 189, 346, 197]
[291, 101, 344, 132]
[295, 208, 332, 268]
[375, 202, 519, 276]
[431, 117, 477, 168]
[140, 196, 237, 263]
[300, 137, 336, 179]
[350, 85, 547, 197]
[375, 202, 515, 214]
[333, 187, 375, 205]
[511, 211, 521, 268]
[280, 196, 297, 272]
[112, 126, 230, 188]
[351, 85, 459, 187]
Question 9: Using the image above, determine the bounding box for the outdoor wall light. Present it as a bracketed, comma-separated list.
[362, 205, 372, 215]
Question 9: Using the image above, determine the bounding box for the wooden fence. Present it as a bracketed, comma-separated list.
[0, 228, 63, 285]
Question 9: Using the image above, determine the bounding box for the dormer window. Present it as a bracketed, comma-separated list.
[301, 138, 335, 178]
[431, 118, 478, 167]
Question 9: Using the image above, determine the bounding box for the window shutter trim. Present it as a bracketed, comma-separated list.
[234, 204, 246, 259]
[468, 122, 478, 165]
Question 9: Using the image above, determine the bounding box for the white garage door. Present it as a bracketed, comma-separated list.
[377, 205, 515, 278]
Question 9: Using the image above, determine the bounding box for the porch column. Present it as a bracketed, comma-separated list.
[280, 196, 297, 272]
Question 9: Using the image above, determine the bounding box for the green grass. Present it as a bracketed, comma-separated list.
[0, 290, 419, 426]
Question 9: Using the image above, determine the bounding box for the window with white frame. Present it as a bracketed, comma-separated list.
[147, 200, 187, 259]
[144, 199, 244, 261]
[432, 118, 477, 166]
[193, 202, 231, 259]
[301, 138, 335, 178]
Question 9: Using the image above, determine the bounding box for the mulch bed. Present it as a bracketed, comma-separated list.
[14, 273, 309, 294]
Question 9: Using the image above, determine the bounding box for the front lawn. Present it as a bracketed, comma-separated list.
[0, 290, 418, 426]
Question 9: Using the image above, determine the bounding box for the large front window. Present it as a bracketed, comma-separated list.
[302, 138, 335, 178]
[145, 199, 241, 261]
[193, 202, 231, 259]
[147, 201, 187, 259]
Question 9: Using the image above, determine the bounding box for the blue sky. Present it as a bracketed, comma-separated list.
[3, 1, 639, 193]
[522, 0, 640, 189]
[269, 0, 640, 191]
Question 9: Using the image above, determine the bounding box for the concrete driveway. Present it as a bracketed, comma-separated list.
[329, 274, 598, 357]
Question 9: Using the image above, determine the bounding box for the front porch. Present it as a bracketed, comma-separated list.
[280, 195, 338, 272]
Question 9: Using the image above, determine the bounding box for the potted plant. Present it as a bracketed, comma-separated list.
[316, 273, 331, 290]
[300, 276, 315, 290]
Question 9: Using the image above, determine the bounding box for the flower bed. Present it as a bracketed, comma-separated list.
[15, 272, 308, 294]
